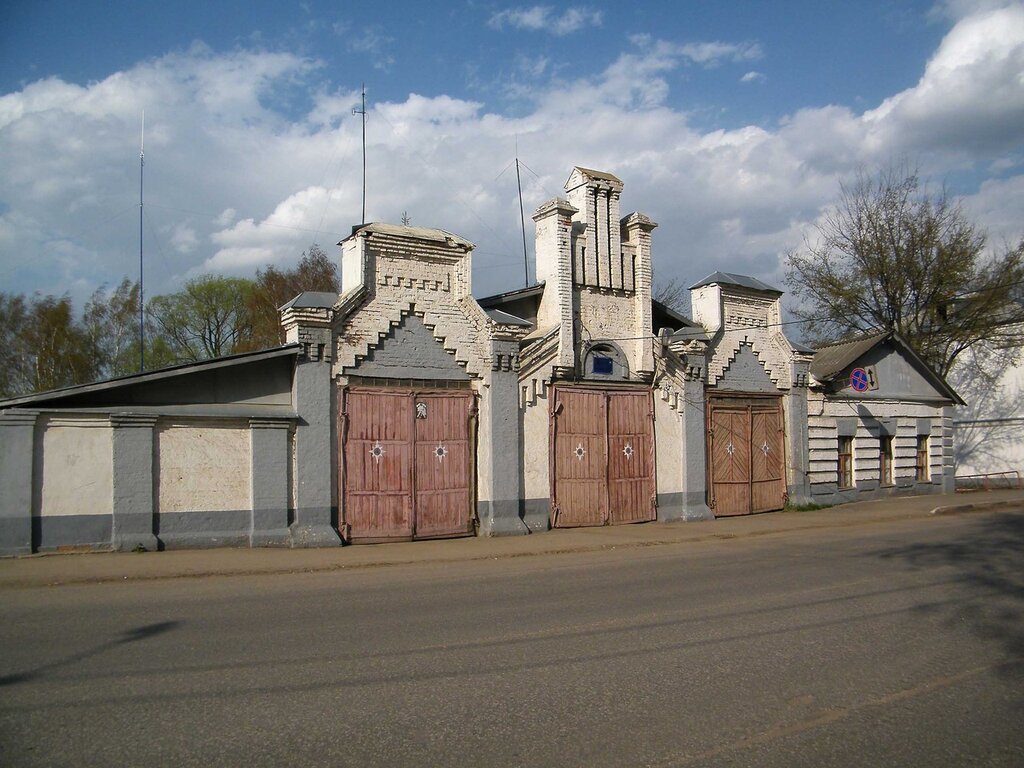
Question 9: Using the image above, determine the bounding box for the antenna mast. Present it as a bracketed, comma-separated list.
[352, 84, 367, 225]
[139, 110, 145, 372]
[515, 139, 530, 287]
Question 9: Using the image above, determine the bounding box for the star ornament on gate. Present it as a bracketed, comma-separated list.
[574, 443, 586, 461]
[726, 442, 735, 456]
[623, 443, 634, 459]
[434, 442, 448, 462]
[761, 441, 770, 455]
[369, 440, 385, 464]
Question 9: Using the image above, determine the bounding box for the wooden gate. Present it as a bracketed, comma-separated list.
[342, 389, 475, 542]
[551, 387, 656, 527]
[707, 396, 785, 516]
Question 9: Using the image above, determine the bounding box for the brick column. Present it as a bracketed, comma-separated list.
[110, 414, 160, 552]
[672, 343, 713, 520]
[282, 304, 341, 547]
[477, 344, 528, 536]
[0, 409, 38, 555]
[249, 418, 292, 546]
[786, 358, 814, 506]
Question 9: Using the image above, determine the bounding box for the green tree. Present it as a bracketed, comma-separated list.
[241, 244, 340, 351]
[83, 278, 142, 379]
[786, 164, 1024, 378]
[0, 293, 30, 398]
[146, 275, 256, 364]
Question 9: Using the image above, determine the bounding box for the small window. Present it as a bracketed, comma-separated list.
[880, 436, 894, 486]
[838, 436, 854, 489]
[916, 436, 929, 481]
[592, 356, 614, 375]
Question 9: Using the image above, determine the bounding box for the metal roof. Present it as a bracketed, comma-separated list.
[571, 167, 623, 184]
[477, 282, 545, 307]
[0, 344, 300, 409]
[279, 291, 338, 311]
[347, 222, 474, 249]
[689, 271, 782, 294]
[810, 331, 890, 381]
[484, 308, 532, 327]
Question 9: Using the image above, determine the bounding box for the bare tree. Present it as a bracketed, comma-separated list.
[786, 163, 1024, 379]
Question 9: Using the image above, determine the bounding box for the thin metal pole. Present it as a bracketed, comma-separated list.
[353, 84, 366, 225]
[516, 157, 529, 287]
[139, 111, 145, 372]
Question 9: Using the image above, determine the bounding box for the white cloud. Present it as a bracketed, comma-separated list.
[741, 71, 767, 84]
[489, 6, 603, 36]
[0, 6, 1021, 315]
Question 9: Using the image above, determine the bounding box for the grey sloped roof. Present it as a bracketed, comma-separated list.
[279, 291, 338, 311]
[572, 166, 623, 184]
[689, 272, 782, 295]
[0, 345, 300, 410]
[811, 330, 963, 405]
[484, 308, 532, 327]
[477, 282, 545, 307]
[810, 331, 890, 381]
[348, 222, 474, 249]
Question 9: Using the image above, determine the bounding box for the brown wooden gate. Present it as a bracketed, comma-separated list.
[342, 389, 475, 542]
[551, 387, 656, 527]
[707, 396, 785, 516]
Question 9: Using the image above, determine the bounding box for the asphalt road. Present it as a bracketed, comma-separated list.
[1, 511, 1022, 767]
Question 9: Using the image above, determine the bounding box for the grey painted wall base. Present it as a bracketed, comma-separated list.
[34, 515, 113, 552]
[0, 518, 31, 557]
[477, 499, 530, 536]
[159, 531, 251, 550]
[289, 517, 341, 547]
[112, 512, 159, 552]
[786, 485, 815, 508]
[657, 492, 714, 522]
[156, 509, 250, 550]
[521, 498, 551, 532]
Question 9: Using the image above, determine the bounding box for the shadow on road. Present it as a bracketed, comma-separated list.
[872, 512, 1024, 675]
[0, 620, 180, 687]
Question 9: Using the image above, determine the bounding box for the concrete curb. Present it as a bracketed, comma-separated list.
[930, 499, 1024, 516]
[2, 492, 1022, 589]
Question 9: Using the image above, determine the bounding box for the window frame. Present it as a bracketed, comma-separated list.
[838, 435, 854, 489]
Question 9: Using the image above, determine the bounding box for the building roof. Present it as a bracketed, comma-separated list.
[689, 272, 782, 295]
[0, 344, 300, 409]
[810, 331, 890, 381]
[279, 291, 338, 311]
[484, 308, 532, 327]
[572, 166, 623, 184]
[347, 222, 474, 249]
[476, 282, 546, 308]
[810, 330, 964, 405]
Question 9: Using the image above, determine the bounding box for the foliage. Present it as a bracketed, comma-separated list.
[83, 278, 142, 379]
[146, 275, 256, 364]
[786, 163, 1024, 379]
[653, 276, 688, 313]
[0, 292, 98, 397]
[240, 244, 340, 351]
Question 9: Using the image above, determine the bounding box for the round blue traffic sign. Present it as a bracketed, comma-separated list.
[850, 367, 870, 392]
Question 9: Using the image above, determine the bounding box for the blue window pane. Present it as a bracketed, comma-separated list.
[592, 356, 613, 374]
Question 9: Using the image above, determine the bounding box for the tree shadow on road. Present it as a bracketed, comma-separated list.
[0, 621, 180, 687]
[872, 513, 1024, 677]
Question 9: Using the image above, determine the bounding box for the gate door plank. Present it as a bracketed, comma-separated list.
[710, 408, 751, 517]
[607, 391, 656, 525]
[413, 392, 474, 539]
[344, 390, 413, 539]
[750, 407, 785, 513]
[553, 389, 608, 527]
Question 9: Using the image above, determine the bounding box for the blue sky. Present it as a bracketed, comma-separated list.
[1, 0, 1022, 309]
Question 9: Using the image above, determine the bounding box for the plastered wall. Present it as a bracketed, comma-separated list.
[35, 415, 113, 519]
[156, 419, 251, 513]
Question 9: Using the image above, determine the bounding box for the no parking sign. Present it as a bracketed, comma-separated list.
[850, 367, 871, 392]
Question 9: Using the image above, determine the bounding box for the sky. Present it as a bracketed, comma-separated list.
[1, 0, 1023, 317]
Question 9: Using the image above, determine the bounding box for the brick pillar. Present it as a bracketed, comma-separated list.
[678, 346, 713, 520]
[533, 198, 578, 372]
[623, 212, 657, 377]
[0, 409, 38, 555]
[249, 418, 292, 547]
[282, 304, 341, 547]
[477, 343, 528, 536]
[786, 359, 813, 506]
[110, 414, 160, 552]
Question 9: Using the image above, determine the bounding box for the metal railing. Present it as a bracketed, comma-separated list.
[955, 471, 1023, 491]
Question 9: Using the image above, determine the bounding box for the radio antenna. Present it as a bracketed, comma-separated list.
[515, 139, 529, 287]
[352, 84, 367, 225]
[138, 110, 145, 372]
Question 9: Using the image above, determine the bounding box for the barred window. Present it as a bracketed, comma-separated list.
[916, 436, 929, 481]
[838, 436, 854, 489]
[880, 436, 894, 486]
